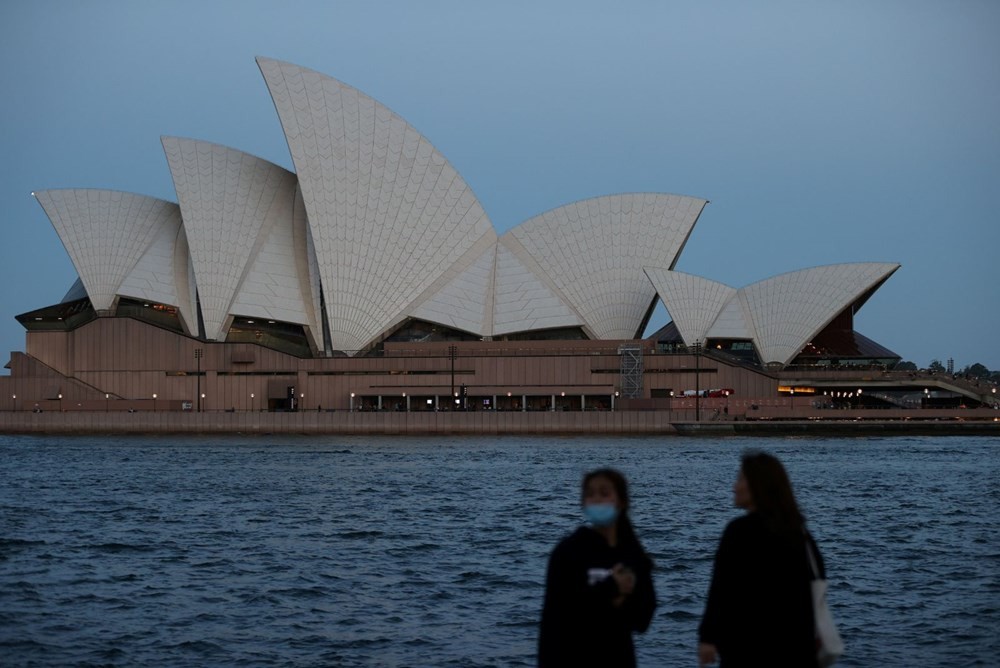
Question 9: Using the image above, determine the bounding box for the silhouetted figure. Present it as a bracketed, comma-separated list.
[539, 468, 656, 667]
[698, 451, 825, 667]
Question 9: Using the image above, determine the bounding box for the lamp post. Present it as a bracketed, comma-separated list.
[58, 393, 63, 412]
[105, 393, 109, 412]
[694, 340, 702, 422]
[250, 393, 255, 412]
[350, 392, 355, 412]
[152, 393, 157, 412]
[11, 394, 15, 412]
[194, 348, 203, 412]
[448, 344, 457, 404]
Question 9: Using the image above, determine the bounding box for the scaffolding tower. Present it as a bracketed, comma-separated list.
[618, 345, 644, 399]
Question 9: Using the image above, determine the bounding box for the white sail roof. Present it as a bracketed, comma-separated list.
[162, 137, 307, 341]
[407, 240, 498, 336]
[505, 193, 706, 340]
[645, 262, 901, 367]
[492, 241, 582, 335]
[117, 215, 198, 335]
[34, 189, 175, 312]
[227, 185, 322, 350]
[643, 268, 736, 345]
[257, 57, 497, 354]
[739, 262, 900, 366]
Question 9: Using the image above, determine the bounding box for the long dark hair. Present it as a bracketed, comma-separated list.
[740, 451, 806, 535]
[582, 468, 651, 565]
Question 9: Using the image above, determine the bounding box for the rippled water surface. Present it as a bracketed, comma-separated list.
[1, 434, 997, 666]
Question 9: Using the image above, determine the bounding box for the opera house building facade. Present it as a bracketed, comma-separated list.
[7, 58, 990, 427]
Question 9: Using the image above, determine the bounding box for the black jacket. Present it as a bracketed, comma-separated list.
[538, 526, 656, 667]
[699, 512, 823, 667]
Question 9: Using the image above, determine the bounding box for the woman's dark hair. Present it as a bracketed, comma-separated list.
[582, 468, 651, 565]
[740, 451, 805, 534]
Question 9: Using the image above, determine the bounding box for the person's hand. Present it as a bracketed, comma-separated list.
[611, 563, 635, 596]
[698, 642, 718, 666]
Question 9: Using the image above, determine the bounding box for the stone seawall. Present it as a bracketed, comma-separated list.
[0, 411, 682, 435]
[2, 412, 998, 436]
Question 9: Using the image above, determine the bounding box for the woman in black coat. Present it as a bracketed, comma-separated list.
[698, 452, 824, 667]
[538, 468, 656, 667]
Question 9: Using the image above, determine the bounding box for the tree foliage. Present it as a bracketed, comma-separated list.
[959, 363, 991, 379]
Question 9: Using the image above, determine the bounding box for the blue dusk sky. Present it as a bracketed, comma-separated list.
[1, 0, 998, 372]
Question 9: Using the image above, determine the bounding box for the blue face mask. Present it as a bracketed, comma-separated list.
[583, 503, 619, 527]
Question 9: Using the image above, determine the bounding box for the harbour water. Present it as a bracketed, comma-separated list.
[1, 434, 997, 666]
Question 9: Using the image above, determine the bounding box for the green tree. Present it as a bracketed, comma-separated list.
[929, 359, 946, 373]
[960, 363, 991, 379]
[895, 360, 917, 371]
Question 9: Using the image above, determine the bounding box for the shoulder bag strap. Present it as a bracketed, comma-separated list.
[804, 530, 821, 579]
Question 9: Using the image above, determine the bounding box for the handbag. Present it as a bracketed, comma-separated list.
[806, 536, 844, 666]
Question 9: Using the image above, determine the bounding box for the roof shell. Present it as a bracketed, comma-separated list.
[115, 212, 197, 334]
[227, 183, 322, 350]
[738, 262, 900, 366]
[643, 268, 736, 345]
[257, 57, 497, 354]
[34, 189, 176, 313]
[645, 262, 901, 367]
[505, 193, 706, 339]
[162, 137, 308, 341]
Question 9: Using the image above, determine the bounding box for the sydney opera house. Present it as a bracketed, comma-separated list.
[8, 57, 990, 425]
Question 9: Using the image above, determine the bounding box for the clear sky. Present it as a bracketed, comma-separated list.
[2, 0, 998, 372]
